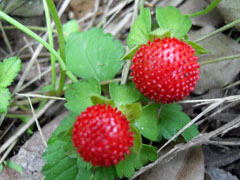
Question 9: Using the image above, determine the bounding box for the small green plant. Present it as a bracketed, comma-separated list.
[41, 6, 201, 180]
[0, 57, 21, 115]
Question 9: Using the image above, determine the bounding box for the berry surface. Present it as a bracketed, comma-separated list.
[131, 37, 200, 103]
[72, 104, 134, 167]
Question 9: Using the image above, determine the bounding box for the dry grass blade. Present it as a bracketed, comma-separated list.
[27, 97, 47, 148]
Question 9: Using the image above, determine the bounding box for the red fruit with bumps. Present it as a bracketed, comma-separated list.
[131, 37, 200, 104]
[72, 104, 134, 167]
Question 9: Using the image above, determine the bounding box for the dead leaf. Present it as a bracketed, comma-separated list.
[206, 166, 239, 180]
[69, 0, 95, 18]
[206, 0, 240, 31]
[139, 146, 204, 180]
[189, 28, 240, 94]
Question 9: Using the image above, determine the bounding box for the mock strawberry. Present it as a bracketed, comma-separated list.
[72, 104, 134, 167]
[130, 37, 200, 104]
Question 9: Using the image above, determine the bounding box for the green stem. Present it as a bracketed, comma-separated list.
[186, 0, 222, 17]
[45, 0, 67, 94]
[0, 10, 77, 83]
[200, 54, 240, 66]
[42, 0, 56, 90]
[195, 18, 240, 43]
[6, 114, 30, 119]
[0, 21, 13, 53]
[3, 25, 57, 32]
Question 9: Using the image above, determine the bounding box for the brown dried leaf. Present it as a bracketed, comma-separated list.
[139, 146, 204, 180]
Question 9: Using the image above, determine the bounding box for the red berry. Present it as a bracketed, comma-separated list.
[130, 37, 200, 104]
[72, 104, 134, 167]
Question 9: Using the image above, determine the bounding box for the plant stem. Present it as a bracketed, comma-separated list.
[0, 21, 13, 53]
[3, 25, 57, 32]
[0, 10, 77, 83]
[200, 54, 240, 66]
[195, 18, 240, 43]
[45, 0, 67, 95]
[6, 114, 30, 119]
[42, 0, 56, 90]
[186, 0, 222, 17]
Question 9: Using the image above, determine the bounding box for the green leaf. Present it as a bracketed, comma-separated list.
[119, 103, 142, 122]
[5, 160, 22, 174]
[149, 28, 170, 40]
[0, 88, 10, 114]
[115, 151, 139, 178]
[42, 140, 80, 180]
[158, 104, 199, 142]
[66, 28, 125, 81]
[121, 44, 141, 60]
[109, 81, 140, 106]
[49, 113, 76, 143]
[139, 144, 158, 165]
[185, 40, 209, 55]
[131, 126, 142, 156]
[0, 57, 21, 88]
[40, 85, 56, 93]
[76, 158, 93, 180]
[94, 166, 117, 180]
[134, 103, 159, 141]
[90, 95, 115, 106]
[0, 164, 3, 173]
[63, 19, 79, 41]
[156, 6, 192, 39]
[115, 144, 157, 178]
[65, 79, 101, 114]
[127, 8, 151, 47]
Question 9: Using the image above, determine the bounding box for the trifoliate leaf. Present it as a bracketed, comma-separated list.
[119, 103, 142, 122]
[42, 140, 80, 180]
[63, 19, 79, 41]
[66, 28, 124, 81]
[115, 144, 157, 178]
[90, 95, 115, 107]
[109, 81, 140, 107]
[158, 104, 199, 142]
[5, 160, 22, 174]
[185, 40, 209, 55]
[65, 79, 101, 114]
[127, 8, 151, 47]
[0, 88, 10, 114]
[134, 103, 159, 141]
[0, 57, 21, 88]
[156, 6, 191, 39]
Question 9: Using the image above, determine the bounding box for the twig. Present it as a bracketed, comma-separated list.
[178, 94, 240, 105]
[86, 0, 100, 30]
[103, 0, 133, 29]
[0, 100, 55, 154]
[158, 99, 224, 153]
[27, 97, 47, 148]
[0, 139, 18, 165]
[120, 0, 140, 85]
[130, 115, 240, 179]
[0, 21, 13, 53]
[23, 36, 41, 80]
[16, 93, 65, 101]
[195, 18, 240, 43]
